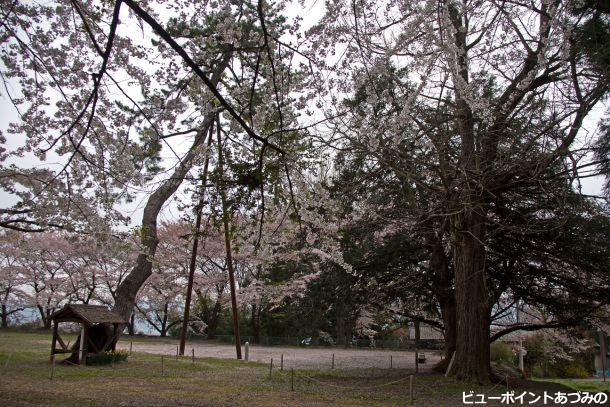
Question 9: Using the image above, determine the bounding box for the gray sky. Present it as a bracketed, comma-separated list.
[0, 1, 607, 233]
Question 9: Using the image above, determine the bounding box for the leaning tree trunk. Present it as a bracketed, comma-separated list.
[112, 53, 231, 325]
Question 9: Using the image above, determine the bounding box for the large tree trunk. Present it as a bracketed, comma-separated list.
[440, 301, 456, 361]
[445, 1, 493, 383]
[449, 208, 491, 382]
[112, 53, 231, 324]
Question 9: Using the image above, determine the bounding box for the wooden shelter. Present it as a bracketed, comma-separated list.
[50, 304, 126, 364]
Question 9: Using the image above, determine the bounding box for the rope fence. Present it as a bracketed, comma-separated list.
[0, 349, 523, 407]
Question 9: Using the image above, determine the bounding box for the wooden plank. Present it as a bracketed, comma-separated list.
[79, 326, 86, 365]
[56, 333, 68, 350]
[111, 324, 118, 351]
[86, 335, 100, 354]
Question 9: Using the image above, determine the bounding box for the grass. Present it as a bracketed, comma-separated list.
[533, 378, 610, 393]
[0, 330, 603, 406]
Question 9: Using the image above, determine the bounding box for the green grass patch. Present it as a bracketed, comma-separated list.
[0, 330, 590, 406]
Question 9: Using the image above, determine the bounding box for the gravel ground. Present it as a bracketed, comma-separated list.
[116, 338, 442, 370]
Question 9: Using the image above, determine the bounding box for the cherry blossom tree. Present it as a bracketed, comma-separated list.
[14, 233, 74, 328]
[0, 232, 27, 327]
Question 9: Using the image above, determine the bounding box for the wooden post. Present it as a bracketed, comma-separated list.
[390, 355, 393, 369]
[245, 342, 249, 361]
[192, 348, 195, 366]
[129, 341, 133, 355]
[332, 353, 335, 369]
[50, 354, 55, 381]
[269, 358, 273, 377]
[409, 375, 414, 405]
[179, 126, 214, 356]
[600, 330, 607, 383]
[281, 354, 284, 371]
[414, 318, 420, 374]
[50, 321, 58, 362]
[217, 114, 242, 360]
[176, 345, 179, 360]
[291, 368, 294, 391]
[112, 323, 118, 351]
[161, 355, 164, 376]
[79, 325, 86, 365]
[4, 352, 12, 368]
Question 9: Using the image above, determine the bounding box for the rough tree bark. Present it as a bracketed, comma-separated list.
[450, 208, 491, 382]
[446, 2, 492, 382]
[112, 52, 231, 325]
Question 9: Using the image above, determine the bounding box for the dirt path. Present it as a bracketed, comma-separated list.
[116, 338, 442, 370]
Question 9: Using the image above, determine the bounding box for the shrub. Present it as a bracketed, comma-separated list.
[557, 360, 589, 378]
[86, 350, 129, 365]
[490, 341, 514, 364]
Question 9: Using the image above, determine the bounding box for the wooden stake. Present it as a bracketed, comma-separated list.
[50, 354, 55, 381]
[4, 352, 12, 368]
[129, 341, 132, 355]
[281, 354, 284, 371]
[192, 348, 195, 366]
[161, 355, 164, 376]
[291, 368, 294, 391]
[390, 355, 393, 369]
[600, 331, 607, 383]
[176, 345, 179, 360]
[331, 353, 335, 369]
[245, 342, 249, 361]
[79, 326, 86, 365]
[269, 358, 273, 377]
[409, 375, 414, 405]
[445, 351, 456, 377]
